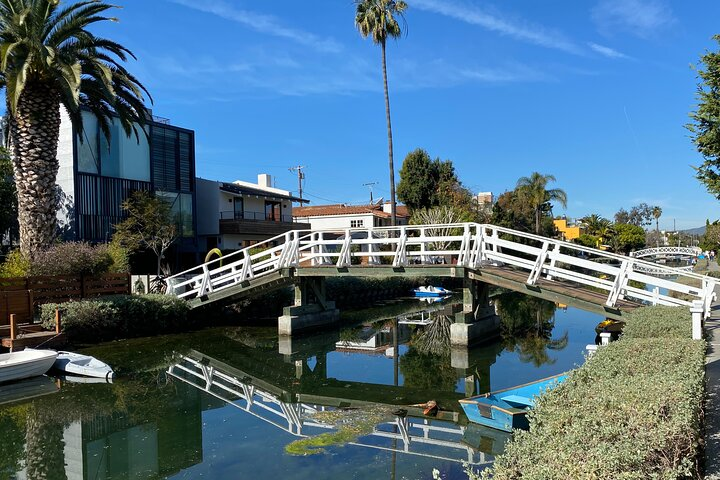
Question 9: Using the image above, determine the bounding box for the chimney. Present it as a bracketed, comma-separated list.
[258, 174, 272, 188]
[383, 202, 392, 214]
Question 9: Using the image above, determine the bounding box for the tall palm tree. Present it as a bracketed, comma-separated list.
[516, 172, 568, 235]
[0, 0, 150, 256]
[652, 206, 662, 247]
[355, 0, 407, 226]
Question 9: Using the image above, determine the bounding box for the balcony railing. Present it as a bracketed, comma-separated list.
[220, 211, 294, 223]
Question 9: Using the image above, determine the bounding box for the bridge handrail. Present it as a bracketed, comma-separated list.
[167, 222, 717, 318]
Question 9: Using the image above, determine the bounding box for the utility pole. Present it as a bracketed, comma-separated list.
[363, 182, 379, 204]
[289, 166, 305, 199]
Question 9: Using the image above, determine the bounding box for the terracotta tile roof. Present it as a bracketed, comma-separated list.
[293, 204, 409, 218]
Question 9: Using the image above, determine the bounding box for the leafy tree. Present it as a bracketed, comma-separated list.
[580, 214, 610, 236]
[0, 0, 150, 257]
[688, 35, 720, 198]
[574, 233, 599, 249]
[614, 203, 655, 227]
[355, 0, 407, 226]
[0, 147, 18, 246]
[700, 222, 720, 252]
[516, 172, 567, 236]
[491, 190, 535, 233]
[113, 191, 177, 275]
[612, 223, 646, 254]
[397, 148, 443, 210]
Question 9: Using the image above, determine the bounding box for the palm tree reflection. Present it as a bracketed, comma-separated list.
[495, 292, 569, 367]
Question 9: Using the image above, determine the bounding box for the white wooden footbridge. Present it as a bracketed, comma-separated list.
[167, 223, 717, 322]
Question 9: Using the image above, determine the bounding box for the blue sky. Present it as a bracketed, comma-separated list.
[99, 0, 720, 230]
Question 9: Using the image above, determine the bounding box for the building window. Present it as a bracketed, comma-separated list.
[233, 197, 244, 220]
[351, 219, 364, 228]
[265, 201, 281, 221]
[151, 125, 194, 193]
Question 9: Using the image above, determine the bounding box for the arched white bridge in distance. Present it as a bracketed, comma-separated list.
[630, 246, 700, 259]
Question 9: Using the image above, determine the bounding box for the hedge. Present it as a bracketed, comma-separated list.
[478, 306, 705, 480]
[39, 294, 192, 343]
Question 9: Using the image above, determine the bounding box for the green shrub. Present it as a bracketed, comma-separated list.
[32, 242, 113, 276]
[621, 305, 692, 339]
[107, 240, 130, 273]
[40, 294, 191, 343]
[481, 306, 705, 480]
[706, 270, 720, 279]
[0, 250, 30, 277]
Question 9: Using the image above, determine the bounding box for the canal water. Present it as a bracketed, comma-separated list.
[0, 292, 602, 480]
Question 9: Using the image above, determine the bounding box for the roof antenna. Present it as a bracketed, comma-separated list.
[363, 182, 379, 204]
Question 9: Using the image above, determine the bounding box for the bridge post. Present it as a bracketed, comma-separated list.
[278, 277, 340, 336]
[450, 275, 500, 346]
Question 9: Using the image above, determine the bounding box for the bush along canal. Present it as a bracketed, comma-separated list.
[0, 291, 604, 479]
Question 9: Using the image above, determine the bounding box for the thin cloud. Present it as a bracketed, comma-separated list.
[169, 0, 342, 53]
[588, 42, 629, 59]
[412, 0, 583, 55]
[592, 0, 675, 38]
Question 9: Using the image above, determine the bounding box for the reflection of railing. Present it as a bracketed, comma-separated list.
[167, 223, 717, 318]
[167, 353, 492, 466]
[220, 211, 294, 222]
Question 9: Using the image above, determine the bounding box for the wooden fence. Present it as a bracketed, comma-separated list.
[0, 273, 131, 326]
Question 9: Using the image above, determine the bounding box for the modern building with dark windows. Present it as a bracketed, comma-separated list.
[56, 109, 197, 264]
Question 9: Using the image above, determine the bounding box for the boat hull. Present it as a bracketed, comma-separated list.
[54, 351, 114, 379]
[0, 350, 58, 384]
[459, 374, 568, 432]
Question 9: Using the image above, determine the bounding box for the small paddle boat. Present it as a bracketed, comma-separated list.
[0, 349, 58, 384]
[459, 373, 567, 432]
[53, 351, 115, 380]
[413, 286, 451, 297]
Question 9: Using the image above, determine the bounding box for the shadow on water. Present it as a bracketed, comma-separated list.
[0, 291, 592, 479]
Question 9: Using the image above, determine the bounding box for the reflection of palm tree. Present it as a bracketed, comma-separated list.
[516, 331, 569, 367]
[495, 292, 569, 367]
[413, 315, 451, 356]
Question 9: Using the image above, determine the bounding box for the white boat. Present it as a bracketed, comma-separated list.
[53, 351, 115, 380]
[413, 285, 451, 298]
[0, 349, 58, 384]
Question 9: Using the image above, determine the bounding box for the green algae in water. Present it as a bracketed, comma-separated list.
[285, 406, 393, 456]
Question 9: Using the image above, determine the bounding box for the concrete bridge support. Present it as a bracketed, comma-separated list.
[450, 277, 500, 346]
[278, 277, 340, 336]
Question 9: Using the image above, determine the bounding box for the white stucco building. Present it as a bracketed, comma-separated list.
[196, 174, 309, 252]
[292, 203, 409, 231]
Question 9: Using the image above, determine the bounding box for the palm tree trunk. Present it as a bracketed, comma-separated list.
[381, 39, 397, 226]
[10, 83, 61, 257]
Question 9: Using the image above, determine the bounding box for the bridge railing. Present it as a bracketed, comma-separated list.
[166, 223, 717, 317]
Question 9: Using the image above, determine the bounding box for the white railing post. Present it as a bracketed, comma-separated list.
[691, 300, 704, 340]
[458, 224, 471, 267]
[606, 259, 632, 307]
[420, 227, 427, 264]
[336, 229, 352, 267]
[368, 227, 380, 265]
[527, 241, 550, 285]
[393, 226, 408, 267]
[198, 264, 212, 295]
[546, 244, 561, 281]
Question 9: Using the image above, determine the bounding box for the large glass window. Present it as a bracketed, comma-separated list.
[76, 111, 150, 181]
[157, 191, 194, 238]
[265, 201, 281, 221]
[151, 126, 194, 193]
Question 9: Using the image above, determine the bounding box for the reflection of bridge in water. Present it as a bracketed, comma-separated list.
[167, 350, 499, 467]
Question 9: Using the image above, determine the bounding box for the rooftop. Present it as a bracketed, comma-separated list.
[293, 203, 409, 218]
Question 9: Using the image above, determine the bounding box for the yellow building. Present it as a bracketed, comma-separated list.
[554, 218, 584, 241]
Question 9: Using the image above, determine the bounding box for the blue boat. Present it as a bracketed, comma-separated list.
[413, 286, 451, 297]
[459, 373, 567, 432]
